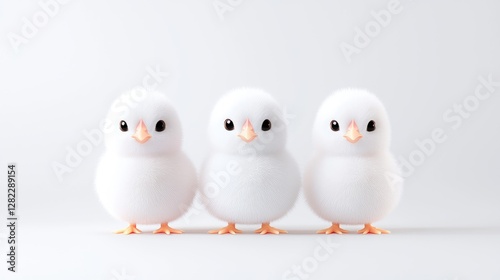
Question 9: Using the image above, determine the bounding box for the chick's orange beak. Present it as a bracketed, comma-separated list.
[344, 120, 363, 143]
[132, 119, 151, 144]
[238, 119, 258, 143]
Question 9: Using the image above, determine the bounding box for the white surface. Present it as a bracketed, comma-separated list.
[0, 0, 499, 278]
[1, 224, 499, 279]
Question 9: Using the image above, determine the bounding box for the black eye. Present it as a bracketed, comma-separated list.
[120, 120, 128, 132]
[367, 120, 376, 132]
[224, 119, 234, 131]
[330, 120, 339, 131]
[155, 120, 166, 132]
[261, 119, 271, 131]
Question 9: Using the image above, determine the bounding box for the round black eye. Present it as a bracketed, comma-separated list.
[367, 120, 376, 132]
[155, 120, 166, 132]
[120, 120, 128, 132]
[224, 119, 234, 131]
[330, 120, 339, 131]
[261, 119, 271, 131]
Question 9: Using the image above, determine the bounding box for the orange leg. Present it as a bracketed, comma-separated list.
[153, 223, 183, 234]
[357, 224, 390, 234]
[115, 224, 142, 235]
[317, 223, 349, 234]
[209, 223, 242, 235]
[255, 223, 287, 235]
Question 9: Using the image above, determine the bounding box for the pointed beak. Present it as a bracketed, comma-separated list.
[238, 119, 258, 143]
[132, 119, 152, 144]
[344, 120, 363, 143]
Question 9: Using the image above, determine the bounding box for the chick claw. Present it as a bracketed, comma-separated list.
[317, 223, 349, 234]
[255, 223, 287, 235]
[357, 224, 390, 234]
[209, 223, 242, 235]
[153, 223, 183, 234]
[115, 224, 142, 235]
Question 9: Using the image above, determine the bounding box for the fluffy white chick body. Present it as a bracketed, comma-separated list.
[304, 89, 402, 234]
[96, 90, 196, 234]
[200, 88, 300, 234]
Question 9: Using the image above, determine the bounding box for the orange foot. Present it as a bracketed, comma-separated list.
[255, 223, 287, 235]
[357, 224, 390, 234]
[153, 223, 183, 234]
[115, 224, 142, 235]
[208, 223, 242, 235]
[317, 223, 349, 234]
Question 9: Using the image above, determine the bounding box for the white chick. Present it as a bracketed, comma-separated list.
[200, 88, 300, 234]
[96, 89, 196, 234]
[304, 89, 403, 234]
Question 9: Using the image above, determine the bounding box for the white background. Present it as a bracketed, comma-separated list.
[0, 0, 499, 279]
